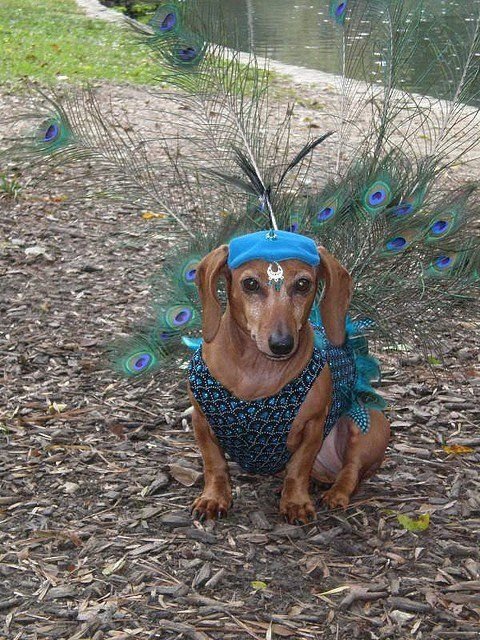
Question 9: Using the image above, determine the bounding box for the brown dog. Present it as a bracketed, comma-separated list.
[188, 244, 390, 523]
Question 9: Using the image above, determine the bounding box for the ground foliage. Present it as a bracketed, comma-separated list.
[100, 1, 161, 20]
[1, 78, 479, 640]
[0, 0, 155, 85]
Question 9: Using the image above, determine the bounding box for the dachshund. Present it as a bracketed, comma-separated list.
[188, 242, 390, 524]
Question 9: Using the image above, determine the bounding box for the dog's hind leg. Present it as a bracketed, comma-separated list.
[320, 410, 390, 510]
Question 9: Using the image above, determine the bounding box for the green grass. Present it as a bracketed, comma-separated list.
[0, 0, 157, 85]
[0, 173, 22, 199]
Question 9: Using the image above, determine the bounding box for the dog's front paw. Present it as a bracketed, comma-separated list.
[191, 491, 232, 521]
[322, 486, 350, 510]
[280, 495, 316, 525]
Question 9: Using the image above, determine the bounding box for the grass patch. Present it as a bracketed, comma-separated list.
[0, 173, 22, 199]
[0, 0, 156, 85]
[100, 1, 161, 22]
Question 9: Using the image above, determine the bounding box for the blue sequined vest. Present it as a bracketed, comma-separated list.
[188, 338, 369, 475]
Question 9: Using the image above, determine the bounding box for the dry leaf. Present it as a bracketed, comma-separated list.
[250, 621, 296, 637]
[251, 580, 268, 590]
[102, 556, 126, 576]
[25, 245, 48, 258]
[266, 621, 273, 640]
[397, 513, 430, 531]
[443, 444, 474, 455]
[47, 401, 67, 414]
[288, 604, 304, 616]
[77, 572, 94, 584]
[169, 463, 202, 487]
[109, 423, 126, 440]
[142, 210, 167, 220]
[305, 555, 325, 575]
[317, 585, 351, 596]
[68, 531, 83, 547]
[272, 624, 298, 637]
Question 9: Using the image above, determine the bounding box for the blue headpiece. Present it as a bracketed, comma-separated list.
[227, 230, 320, 269]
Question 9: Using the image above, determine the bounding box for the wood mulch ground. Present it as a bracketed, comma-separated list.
[1, 80, 479, 640]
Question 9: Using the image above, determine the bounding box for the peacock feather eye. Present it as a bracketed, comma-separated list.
[147, 23, 205, 67]
[37, 117, 73, 152]
[312, 196, 339, 228]
[388, 201, 414, 217]
[336, 2, 347, 17]
[174, 309, 192, 325]
[126, 352, 154, 375]
[109, 331, 171, 378]
[186, 268, 197, 281]
[149, 4, 180, 34]
[363, 180, 393, 214]
[369, 190, 386, 205]
[287, 211, 302, 233]
[385, 236, 408, 252]
[424, 253, 460, 277]
[431, 220, 450, 235]
[318, 206, 335, 221]
[426, 210, 461, 242]
[178, 46, 198, 62]
[44, 122, 60, 142]
[330, 0, 348, 23]
[181, 257, 200, 284]
[160, 12, 176, 31]
[166, 32, 205, 66]
[165, 304, 194, 329]
[435, 255, 453, 270]
[388, 189, 425, 218]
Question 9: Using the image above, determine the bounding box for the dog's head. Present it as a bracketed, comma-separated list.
[195, 236, 352, 359]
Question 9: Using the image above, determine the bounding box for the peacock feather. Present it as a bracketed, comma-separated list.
[109, 328, 181, 377]
[36, 116, 74, 153]
[1, 0, 479, 375]
[329, 1, 349, 25]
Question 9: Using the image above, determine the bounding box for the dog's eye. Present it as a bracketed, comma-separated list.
[242, 277, 260, 292]
[295, 278, 312, 293]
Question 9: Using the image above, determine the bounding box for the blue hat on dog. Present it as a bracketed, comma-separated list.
[227, 230, 320, 269]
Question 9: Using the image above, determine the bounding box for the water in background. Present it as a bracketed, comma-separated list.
[221, 0, 479, 106]
[102, 0, 480, 105]
[221, 1, 475, 69]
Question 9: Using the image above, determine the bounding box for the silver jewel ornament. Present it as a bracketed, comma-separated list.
[267, 261, 284, 291]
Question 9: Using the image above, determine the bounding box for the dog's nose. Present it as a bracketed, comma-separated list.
[268, 332, 294, 356]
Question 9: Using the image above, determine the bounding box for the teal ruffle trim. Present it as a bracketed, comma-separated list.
[311, 308, 386, 433]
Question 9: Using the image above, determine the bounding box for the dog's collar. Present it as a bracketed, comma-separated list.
[227, 230, 320, 269]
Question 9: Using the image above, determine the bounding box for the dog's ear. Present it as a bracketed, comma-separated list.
[317, 246, 352, 346]
[196, 245, 229, 343]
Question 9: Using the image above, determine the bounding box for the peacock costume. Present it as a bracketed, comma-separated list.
[2, 0, 479, 474]
[189, 230, 376, 475]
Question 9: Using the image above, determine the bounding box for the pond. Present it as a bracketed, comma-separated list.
[102, 0, 480, 105]
[219, 1, 477, 70]
[221, 0, 480, 105]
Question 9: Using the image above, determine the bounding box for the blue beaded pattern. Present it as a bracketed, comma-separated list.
[188, 336, 369, 475]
